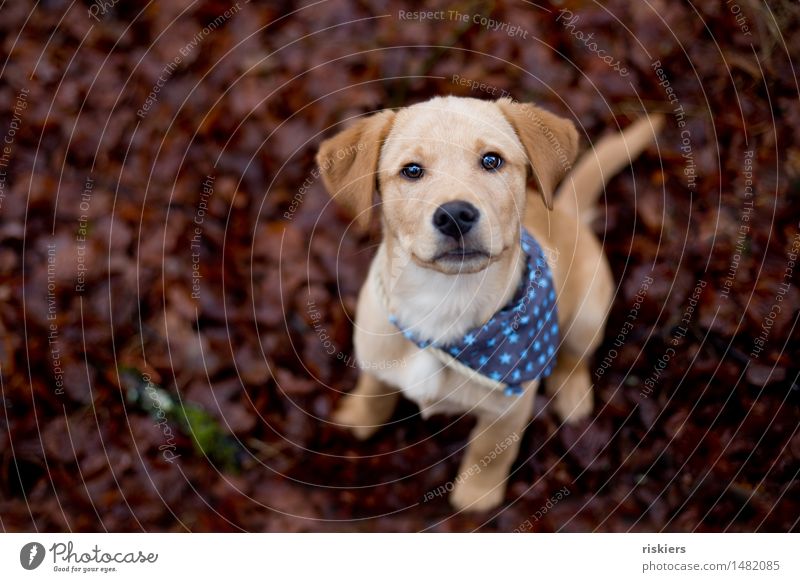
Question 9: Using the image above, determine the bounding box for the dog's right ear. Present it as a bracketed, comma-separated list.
[316, 110, 396, 229]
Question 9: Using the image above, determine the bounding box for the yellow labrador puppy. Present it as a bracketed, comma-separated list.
[316, 96, 661, 511]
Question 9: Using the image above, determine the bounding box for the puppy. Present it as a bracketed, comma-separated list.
[316, 96, 662, 511]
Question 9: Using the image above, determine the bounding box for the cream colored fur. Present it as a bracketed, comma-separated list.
[316, 96, 662, 512]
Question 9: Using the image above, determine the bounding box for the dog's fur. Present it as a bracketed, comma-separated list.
[316, 96, 662, 511]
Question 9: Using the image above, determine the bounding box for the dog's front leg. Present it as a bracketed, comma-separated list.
[331, 371, 400, 440]
[450, 382, 537, 512]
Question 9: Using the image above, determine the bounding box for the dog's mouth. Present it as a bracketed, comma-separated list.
[433, 248, 490, 262]
[417, 245, 495, 274]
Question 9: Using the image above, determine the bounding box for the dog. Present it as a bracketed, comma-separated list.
[316, 96, 662, 511]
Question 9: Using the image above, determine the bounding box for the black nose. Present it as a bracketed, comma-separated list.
[433, 201, 480, 239]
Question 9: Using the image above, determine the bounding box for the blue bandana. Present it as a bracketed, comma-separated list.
[388, 229, 559, 396]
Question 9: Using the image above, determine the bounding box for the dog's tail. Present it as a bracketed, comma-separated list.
[555, 113, 664, 224]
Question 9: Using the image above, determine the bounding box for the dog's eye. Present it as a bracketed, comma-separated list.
[401, 163, 424, 180]
[481, 152, 503, 171]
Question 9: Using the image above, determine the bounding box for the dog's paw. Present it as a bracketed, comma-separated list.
[552, 383, 593, 425]
[450, 479, 506, 512]
[331, 399, 380, 440]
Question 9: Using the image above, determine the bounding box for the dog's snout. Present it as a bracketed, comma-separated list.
[433, 200, 480, 239]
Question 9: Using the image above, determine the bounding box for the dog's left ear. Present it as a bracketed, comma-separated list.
[496, 98, 579, 210]
[316, 109, 396, 228]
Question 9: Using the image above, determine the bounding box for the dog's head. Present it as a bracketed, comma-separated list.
[316, 96, 578, 275]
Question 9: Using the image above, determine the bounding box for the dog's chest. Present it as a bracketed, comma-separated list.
[391, 277, 491, 344]
[355, 258, 527, 417]
[369, 346, 515, 417]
